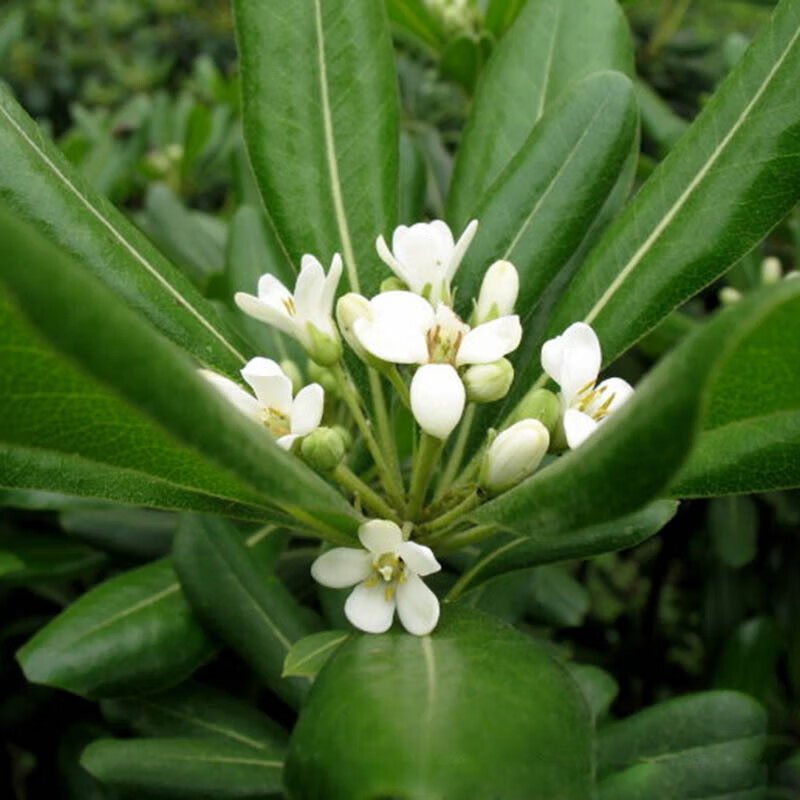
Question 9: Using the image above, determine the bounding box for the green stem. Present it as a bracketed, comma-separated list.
[386, 366, 411, 408]
[434, 404, 475, 501]
[332, 464, 400, 523]
[367, 368, 405, 498]
[280, 504, 357, 547]
[332, 364, 403, 507]
[406, 433, 444, 520]
[419, 490, 481, 538]
[442, 525, 503, 599]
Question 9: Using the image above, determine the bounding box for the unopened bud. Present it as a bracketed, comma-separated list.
[301, 426, 345, 472]
[331, 424, 353, 451]
[380, 276, 407, 293]
[508, 387, 561, 434]
[280, 359, 303, 394]
[761, 256, 782, 285]
[463, 358, 514, 403]
[480, 419, 549, 494]
[307, 361, 338, 396]
[336, 293, 371, 358]
[474, 260, 519, 324]
[306, 322, 342, 366]
[719, 287, 742, 307]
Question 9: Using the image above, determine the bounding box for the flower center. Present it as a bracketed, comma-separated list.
[575, 381, 617, 421]
[260, 407, 291, 438]
[365, 552, 408, 601]
[426, 304, 469, 364]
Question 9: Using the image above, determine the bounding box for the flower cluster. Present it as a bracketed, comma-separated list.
[201, 219, 634, 636]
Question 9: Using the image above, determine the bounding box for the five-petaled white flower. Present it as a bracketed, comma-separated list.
[541, 322, 634, 449]
[353, 292, 521, 439]
[376, 219, 478, 305]
[311, 519, 441, 636]
[200, 358, 324, 451]
[234, 254, 343, 364]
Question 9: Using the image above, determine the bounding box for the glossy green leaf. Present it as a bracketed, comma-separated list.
[440, 34, 492, 93]
[17, 559, 214, 698]
[470, 281, 800, 539]
[484, 0, 526, 38]
[447, 0, 633, 227]
[454, 71, 638, 322]
[234, 0, 399, 295]
[449, 501, 676, 599]
[635, 79, 688, 158]
[82, 737, 284, 799]
[0, 208, 360, 538]
[173, 516, 316, 708]
[707, 496, 759, 568]
[102, 681, 287, 749]
[0, 84, 246, 375]
[672, 288, 800, 495]
[597, 692, 767, 799]
[398, 131, 427, 226]
[285, 607, 593, 799]
[386, 0, 445, 54]
[282, 631, 350, 679]
[0, 531, 105, 583]
[545, 0, 800, 367]
[567, 664, 618, 722]
[58, 724, 116, 800]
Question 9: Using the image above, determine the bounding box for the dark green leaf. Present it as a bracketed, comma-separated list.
[82, 737, 284, 799]
[567, 664, 618, 722]
[447, 0, 633, 227]
[635, 79, 689, 158]
[386, 0, 445, 54]
[17, 559, 214, 698]
[285, 607, 593, 799]
[173, 516, 317, 708]
[101, 681, 287, 749]
[707, 496, 758, 568]
[0, 84, 246, 375]
[0, 531, 105, 583]
[545, 0, 800, 368]
[282, 630, 350, 679]
[398, 131, 427, 226]
[234, 0, 399, 294]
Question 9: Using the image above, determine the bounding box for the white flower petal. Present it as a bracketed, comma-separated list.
[410, 364, 465, 439]
[321, 253, 343, 313]
[398, 541, 441, 577]
[564, 408, 598, 449]
[592, 377, 634, 415]
[392, 223, 452, 295]
[396, 573, 440, 636]
[345, 581, 396, 634]
[199, 369, 260, 423]
[370, 291, 436, 330]
[311, 548, 373, 588]
[456, 315, 522, 366]
[290, 383, 324, 436]
[233, 293, 296, 337]
[445, 218, 478, 283]
[353, 318, 429, 364]
[542, 323, 601, 405]
[241, 357, 292, 414]
[358, 519, 404, 555]
[295, 254, 326, 320]
[257, 273, 292, 301]
[376, 234, 409, 285]
[276, 433, 300, 450]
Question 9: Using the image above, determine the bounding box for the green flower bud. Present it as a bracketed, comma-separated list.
[463, 358, 514, 403]
[279, 359, 303, 394]
[331, 424, 353, 451]
[307, 361, 338, 396]
[336, 293, 371, 359]
[380, 276, 407, 293]
[508, 388, 561, 434]
[301, 426, 345, 472]
[480, 419, 549, 495]
[306, 322, 342, 366]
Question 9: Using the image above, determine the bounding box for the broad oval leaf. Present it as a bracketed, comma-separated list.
[102, 680, 288, 750]
[173, 516, 317, 709]
[447, 0, 633, 227]
[470, 280, 800, 538]
[82, 737, 284, 799]
[0, 84, 247, 375]
[234, 0, 399, 294]
[282, 630, 350, 680]
[0, 208, 360, 538]
[17, 559, 214, 698]
[285, 607, 593, 799]
[545, 0, 800, 367]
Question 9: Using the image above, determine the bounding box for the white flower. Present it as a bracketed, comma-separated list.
[376, 219, 478, 305]
[200, 357, 324, 450]
[311, 520, 441, 636]
[480, 419, 550, 494]
[352, 292, 521, 439]
[474, 260, 519, 324]
[541, 322, 633, 449]
[234, 254, 343, 364]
